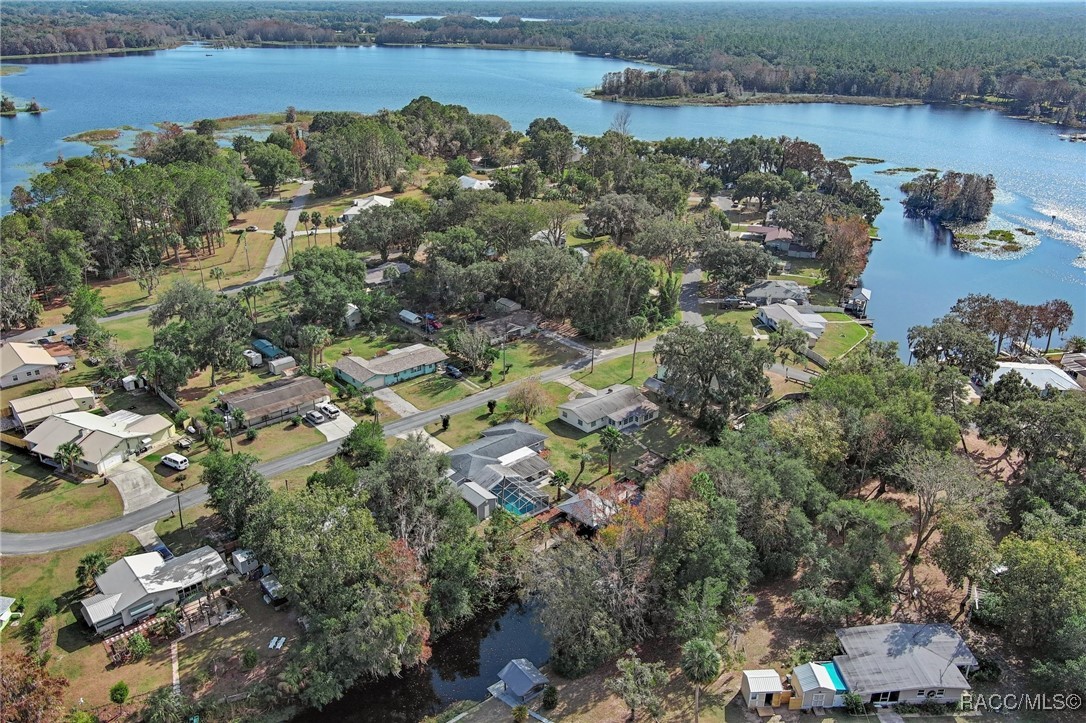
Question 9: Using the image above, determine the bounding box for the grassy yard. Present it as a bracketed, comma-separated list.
[395, 373, 474, 410]
[323, 327, 400, 362]
[813, 320, 871, 359]
[573, 351, 657, 390]
[155, 502, 220, 555]
[99, 388, 175, 417]
[102, 313, 156, 351]
[0, 446, 123, 533]
[699, 307, 761, 332]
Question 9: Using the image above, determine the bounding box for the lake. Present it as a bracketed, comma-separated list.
[2, 43, 1084, 348]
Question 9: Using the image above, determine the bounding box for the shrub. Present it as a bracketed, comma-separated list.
[972, 656, 1002, 683]
[128, 633, 152, 661]
[512, 705, 529, 723]
[109, 681, 130, 705]
[843, 692, 866, 715]
[290, 414, 303, 427]
[243, 648, 259, 669]
[541, 685, 559, 710]
[34, 599, 58, 620]
[67, 712, 99, 723]
[246, 428, 258, 441]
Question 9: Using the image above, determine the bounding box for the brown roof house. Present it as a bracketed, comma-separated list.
[221, 376, 329, 428]
[23, 410, 173, 475]
[0, 342, 59, 388]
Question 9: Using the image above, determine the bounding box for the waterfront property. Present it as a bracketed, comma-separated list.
[791, 661, 848, 710]
[0, 342, 59, 388]
[758, 304, 827, 340]
[833, 623, 977, 706]
[845, 287, 872, 317]
[557, 384, 659, 432]
[990, 361, 1081, 393]
[741, 669, 785, 709]
[1061, 352, 1086, 383]
[744, 279, 811, 305]
[23, 410, 173, 474]
[744, 225, 817, 259]
[220, 376, 330, 428]
[333, 343, 448, 390]
[496, 658, 549, 703]
[447, 422, 551, 519]
[8, 386, 96, 431]
[78, 546, 229, 634]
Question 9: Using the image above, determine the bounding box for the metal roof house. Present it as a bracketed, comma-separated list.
[990, 361, 1081, 393]
[497, 658, 549, 702]
[23, 410, 173, 474]
[8, 386, 96, 431]
[79, 546, 228, 633]
[333, 344, 448, 390]
[557, 489, 618, 530]
[741, 669, 785, 708]
[458, 175, 494, 191]
[744, 279, 810, 306]
[558, 384, 659, 432]
[448, 422, 551, 519]
[220, 376, 329, 428]
[0, 342, 59, 388]
[365, 261, 411, 287]
[758, 303, 827, 340]
[833, 623, 978, 706]
[340, 194, 393, 222]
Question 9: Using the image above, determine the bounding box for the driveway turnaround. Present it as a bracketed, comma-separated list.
[373, 387, 421, 417]
[108, 461, 173, 515]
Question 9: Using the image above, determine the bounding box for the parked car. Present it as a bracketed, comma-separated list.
[736, 300, 756, 310]
[317, 402, 340, 419]
[446, 365, 464, 379]
[245, 225, 258, 232]
[304, 410, 326, 425]
[161, 453, 190, 471]
[61, 334, 76, 345]
[86, 356, 101, 366]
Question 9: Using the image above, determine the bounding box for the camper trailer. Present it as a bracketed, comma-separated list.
[399, 309, 423, 325]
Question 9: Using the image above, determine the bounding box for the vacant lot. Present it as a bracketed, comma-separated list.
[575, 351, 657, 390]
[0, 446, 123, 533]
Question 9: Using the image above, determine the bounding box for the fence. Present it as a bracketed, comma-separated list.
[802, 347, 832, 368]
[0, 432, 28, 448]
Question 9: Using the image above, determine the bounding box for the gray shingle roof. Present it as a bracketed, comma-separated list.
[744, 279, 809, 301]
[447, 422, 547, 487]
[559, 385, 658, 426]
[334, 344, 447, 382]
[498, 658, 549, 697]
[834, 624, 977, 695]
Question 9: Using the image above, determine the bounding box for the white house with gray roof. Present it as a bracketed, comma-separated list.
[79, 546, 229, 633]
[334, 344, 448, 390]
[758, 303, 827, 341]
[744, 279, 810, 305]
[8, 386, 96, 431]
[23, 410, 173, 474]
[558, 384, 659, 432]
[833, 623, 977, 706]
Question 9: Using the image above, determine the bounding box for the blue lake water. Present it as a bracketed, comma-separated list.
[2, 44, 1084, 347]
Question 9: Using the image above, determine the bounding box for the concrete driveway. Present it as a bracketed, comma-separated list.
[316, 412, 357, 442]
[373, 387, 421, 416]
[108, 461, 173, 515]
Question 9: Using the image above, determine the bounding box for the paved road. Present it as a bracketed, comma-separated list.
[260, 181, 313, 281]
[679, 262, 705, 327]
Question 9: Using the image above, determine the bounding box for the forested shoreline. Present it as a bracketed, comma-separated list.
[3, 2, 1084, 124]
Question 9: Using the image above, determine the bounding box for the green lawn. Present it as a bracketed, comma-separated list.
[814, 320, 871, 359]
[102, 313, 156, 351]
[323, 329, 401, 364]
[0, 446, 123, 533]
[700, 308, 760, 332]
[395, 373, 473, 410]
[574, 351, 657, 390]
[155, 502, 220, 555]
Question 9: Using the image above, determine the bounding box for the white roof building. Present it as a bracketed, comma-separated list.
[8, 386, 96, 430]
[458, 175, 494, 191]
[79, 546, 229, 633]
[741, 669, 784, 708]
[758, 303, 827, 340]
[0, 342, 59, 388]
[23, 410, 173, 474]
[558, 384, 659, 433]
[991, 362, 1081, 393]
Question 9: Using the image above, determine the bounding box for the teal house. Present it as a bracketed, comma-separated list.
[333, 343, 448, 390]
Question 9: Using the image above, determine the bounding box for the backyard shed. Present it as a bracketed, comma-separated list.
[267, 356, 298, 376]
[791, 661, 847, 710]
[741, 669, 785, 708]
[231, 549, 259, 576]
[494, 297, 522, 313]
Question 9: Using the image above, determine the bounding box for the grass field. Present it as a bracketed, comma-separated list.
[0, 447, 123, 533]
[814, 320, 871, 359]
[574, 351, 657, 390]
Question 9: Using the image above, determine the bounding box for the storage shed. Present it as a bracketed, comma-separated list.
[267, 356, 297, 376]
[497, 658, 549, 702]
[231, 549, 260, 576]
[791, 661, 847, 710]
[741, 669, 785, 708]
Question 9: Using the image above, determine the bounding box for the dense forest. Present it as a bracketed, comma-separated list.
[3, 2, 1084, 121]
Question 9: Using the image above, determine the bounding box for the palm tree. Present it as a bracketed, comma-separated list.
[157, 605, 182, 638]
[55, 440, 83, 475]
[627, 315, 650, 381]
[298, 210, 310, 243]
[574, 440, 589, 484]
[209, 266, 225, 293]
[552, 470, 570, 502]
[273, 221, 289, 270]
[76, 551, 108, 588]
[598, 425, 624, 475]
[324, 215, 335, 241]
[230, 408, 247, 449]
[310, 211, 322, 247]
[681, 639, 722, 723]
[199, 407, 221, 446]
[143, 687, 188, 723]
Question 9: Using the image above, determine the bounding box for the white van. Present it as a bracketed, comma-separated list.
[161, 453, 189, 471]
[399, 309, 423, 325]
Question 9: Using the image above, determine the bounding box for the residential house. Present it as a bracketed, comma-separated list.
[741, 670, 785, 708]
[494, 297, 522, 314]
[23, 410, 173, 474]
[743, 225, 816, 258]
[448, 422, 551, 519]
[990, 361, 1081, 393]
[366, 261, 411, 287]
[78, 546, 229, 634]
[497, 659, 549, 703]
[791, 661, 848, 710]
[220, 376, 329, 428]
[558, 384, 659, 432]
[333, 344, 448, 390]
[833, 623, 978, 706]
[471, 310, 543, 344]
[458, 175, 494, 191]
[1061, 352, 1086, 383]
[8, 386, 96, 431]
[758, 303, 827, 340]
[744, 279, 810, 306]
[0, 342, 59, 388]
[557, 489, 618, 530]
[339, 194, 393, 222]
